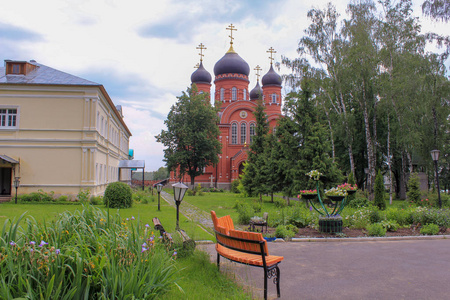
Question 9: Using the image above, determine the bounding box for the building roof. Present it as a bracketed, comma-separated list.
[0, 61, 99, 85]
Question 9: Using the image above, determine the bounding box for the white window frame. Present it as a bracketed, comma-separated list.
[271, 94, 277, 104]
[232, 87, 237, 101]
[0, 107, 19, 129]
[243, 89, 247, 100]
[240, 122, 247, 144]
[231, 122, 238, 144]
[250, 123, 255, 143]
[220, 88, 225, 101]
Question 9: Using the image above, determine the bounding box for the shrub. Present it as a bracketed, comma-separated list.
[90, 195, 103, 205]
[288, 206, 314, 228]
[367, 223, 387, 237]
[20, 192, 41, 202]
[411, 208, 450, 227]
[275, 225, 296, 240]
[274, 197, 287, 208]
[347, 196, 370, 208]
[231, 179, 240, 193]
[252, 201, 262, 213]
[407, 172, 421, 204]
[374, 171, 386, 210]
[344, 207, 371, 229]
[385, 208, 413, 226]
[77, 189, 91, 202]
[236, 203, 254, 225]
[380, 220, 399, 232]
[369, 209, 382, 224]
[420, 223, 440, 235]
[57, 195, 69, 202]
[104, 182, 133, 208]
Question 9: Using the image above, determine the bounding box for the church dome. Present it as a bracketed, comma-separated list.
[262, 65, 282, 86]
[214, 47, 250, 76]
[191, 62, 212, 84]
[250, 81, 263, 100]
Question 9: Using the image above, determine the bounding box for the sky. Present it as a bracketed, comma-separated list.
[1, 0, 446, 171]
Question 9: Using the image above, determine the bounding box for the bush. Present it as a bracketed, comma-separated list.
[288, 206, 314, 228]
[77, 189, 91, 202]
[374, 171, 386, 210]
[420, 223, 440, 235]
[231, 179, 240, 193]
[369, 209, 382, 224]
[367, 223, 387, 237]
[380, 220, 399, 232]
[57, 195, 69, 202]
[90, 195, 103, 205]
[252, 201, 262, 213]
[236, 203, 254, 225]
[275, 225, 296, 240]
[347, 196, 370, 208]
[274, 197, 287, 208]
[344, 207, 371, 229]
[407, 172, 421, 204]
[20, 192, 41, 202]
[104, 182, 133, 208]
[411, 208, 450, 227]
[385, 208, 413, 226]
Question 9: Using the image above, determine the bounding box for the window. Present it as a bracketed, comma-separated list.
[0, 108, 18, 128]
[243, 89, 247, 100]
[272, 94, 277, 103]
[12, 64, 21, 74]
[231, 123, 237, 144]
[101, 116, 104, 136]
[240, 122, 247, 144]
[220, 88, 225, 101]
[232, 87, 237, 101]
[250, 123, 255, 143]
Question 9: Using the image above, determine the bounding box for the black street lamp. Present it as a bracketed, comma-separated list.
[431, 150, 442, 208]
[156, 183, 163, 211]
[13, 177, 20, 204]
[172, 182, 188, 230]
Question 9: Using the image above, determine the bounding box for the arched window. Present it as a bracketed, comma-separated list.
[231, 123, 238, 144]
[271, 94, 277, 104]
[232, 87, 237, 101]
[240, 122, 247, 144]
[243, 89, 247, 100]
[250, 123, 255, 143]
[220, 88, 225, 101]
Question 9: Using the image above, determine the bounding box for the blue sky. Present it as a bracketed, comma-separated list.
[0, 0, 445, 171]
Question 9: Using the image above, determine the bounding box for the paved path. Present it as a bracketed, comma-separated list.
[199, 238, 450, 300]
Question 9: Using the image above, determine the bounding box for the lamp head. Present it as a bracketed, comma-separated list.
[431, 149, 440, 162]
[172, 182, 188, 203]
[157, 183, 163, 193]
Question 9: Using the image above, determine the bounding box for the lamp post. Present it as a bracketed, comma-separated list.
[431, 150, 442, 208]
[13, 177, 20, 204]
[156, 183, 163, 211]
[172, 182, 188, 230]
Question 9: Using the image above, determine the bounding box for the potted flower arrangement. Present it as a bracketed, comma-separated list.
[298, 189, 318, 200]
[319, 214, 343, 233]
[337, 183, 358, 195]
[306, 170, 323, 181]
[324, 187, 348, 202]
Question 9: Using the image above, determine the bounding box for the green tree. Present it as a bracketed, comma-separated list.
[374, 170, 386, 210]
[407, 172, 421, 204]
[156, 85, 221, 188]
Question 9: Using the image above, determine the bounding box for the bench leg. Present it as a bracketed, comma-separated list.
[266, 265, 281, 298]
[217, 253, 221, 271]
[264, 269, 268, 300]
[276, 265, 281, 297]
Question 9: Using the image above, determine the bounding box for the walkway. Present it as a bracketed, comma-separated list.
[199, 238, 450, 300]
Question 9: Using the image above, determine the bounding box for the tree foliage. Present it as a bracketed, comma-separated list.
[156, 85, 221, 187]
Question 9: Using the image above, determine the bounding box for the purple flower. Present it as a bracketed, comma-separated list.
[173, 251, 177, 256]
[150, 236, 154, 242]
[126, 218, 129, 221]
[131, 216, 135, 220]
[145, 224, 150, 228]
[141, 247, 148, 253]
[39, 240, 48, 247]
[142, 242, 147, 247]
[309, 206, 313, 211]
[30, 248, 34, 253]
[9, 241, 16, 246]
[55, 249, 60, 255]
[30, 241, 36, 246]
[159, 236, 163, 239]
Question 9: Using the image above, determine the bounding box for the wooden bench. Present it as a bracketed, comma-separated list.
[211, 211, 283, 300]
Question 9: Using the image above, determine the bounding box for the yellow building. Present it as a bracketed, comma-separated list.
[0, 60, 132, 199]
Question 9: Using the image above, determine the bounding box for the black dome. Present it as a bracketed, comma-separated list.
[191, 62, 212, 84]
[214, 50, 250, 76]
[262, 65, 282, 86]
[250, 81, 263, 100]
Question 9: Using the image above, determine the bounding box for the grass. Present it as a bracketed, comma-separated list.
[0, 202, 213, 241]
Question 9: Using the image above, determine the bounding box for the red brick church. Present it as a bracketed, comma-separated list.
[169, 25, 283, 189]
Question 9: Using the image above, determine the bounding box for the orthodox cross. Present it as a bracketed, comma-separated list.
[196, 43, 206, 62]
[254, 65, 262, 81]
[194, 63, 199, 69]
[267, 47, 276, 65]
[209, 175, 215, 188]
[226, 23, 237, 45]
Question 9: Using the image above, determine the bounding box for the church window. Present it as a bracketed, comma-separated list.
[0, 108, 18, 128]
[243, 89, 247, 100]
[231, 123, 238, 144]
[232, 87, 237, 101]
[271, 94, 277, 103]
[220, 88, 225, 101]
[250, 123, 255, 143]
[240, 122, 247, 144]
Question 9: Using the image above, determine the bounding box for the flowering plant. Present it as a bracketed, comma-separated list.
[324, 187, 348, 197]
[298, 189, 317, 196]
[306, 170, 323, 181]
[337, 183, 357, 191]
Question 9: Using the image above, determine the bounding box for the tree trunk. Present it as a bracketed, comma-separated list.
[271, 192, 274, 203]
[361, 81, 375, 200]
[387, 117, 393, 205]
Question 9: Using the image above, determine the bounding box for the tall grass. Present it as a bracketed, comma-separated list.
[0, 204, 179, 299]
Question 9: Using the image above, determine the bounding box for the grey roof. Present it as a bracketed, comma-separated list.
[118, 160, 145, 169]
[0, 61, 99, 86]
[0, 154, 19, 164]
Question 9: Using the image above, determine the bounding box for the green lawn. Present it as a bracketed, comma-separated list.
[0, 202, 213, 241]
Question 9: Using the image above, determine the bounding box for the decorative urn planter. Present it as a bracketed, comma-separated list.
[318, 216, 343, 233]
